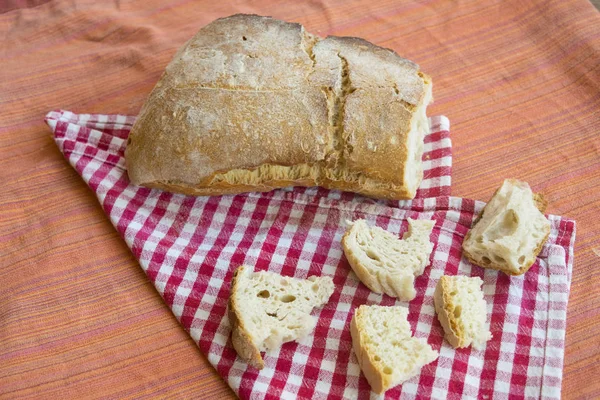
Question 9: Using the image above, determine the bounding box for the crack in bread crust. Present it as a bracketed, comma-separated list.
[125, 15, 431, 200]
[302, 31, 318, 73]
[326, 53, 356, 168]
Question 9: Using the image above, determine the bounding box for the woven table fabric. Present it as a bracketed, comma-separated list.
[3, 1, 600, 398]
[46, 110, 575, 399]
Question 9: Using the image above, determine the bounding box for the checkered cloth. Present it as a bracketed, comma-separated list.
[46, 110, 575, 399]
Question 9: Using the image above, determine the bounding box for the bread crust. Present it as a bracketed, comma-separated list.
[124, 14, 431, 200]
[145, 173, 413, 200]
[350, 308, 389, 394]
[462, 181, 551, 276]
[462, 230, 550, 276]
[433, 277, 465, 348]
[228, 266, 264, 369]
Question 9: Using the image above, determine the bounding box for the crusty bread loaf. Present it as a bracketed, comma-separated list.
[462, 179, 551, 275]
[433, 275, 492, 350]
[341, 218, 435, 300]
[228, 265, 334, 369]
[350, 305, 438, 394]
[125, 14, 433, 200]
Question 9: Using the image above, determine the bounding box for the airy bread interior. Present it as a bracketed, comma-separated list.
[403, 77, 433, 196]
[342, 218, 435, 300]
[228, 265, 334, 369]
[434, 275, 492, 350]
[462, 179, 551, 275]
[351, 305, 438, 394]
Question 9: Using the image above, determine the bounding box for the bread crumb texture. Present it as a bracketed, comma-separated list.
[434, 275, 492, 349]
[228, 265, 334, 369]
[342, 218, 435, 300]
[351, 305, 438, 394]
[462, 179, 551, 275]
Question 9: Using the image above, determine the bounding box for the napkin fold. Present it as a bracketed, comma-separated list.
[46, 110, 574, 400]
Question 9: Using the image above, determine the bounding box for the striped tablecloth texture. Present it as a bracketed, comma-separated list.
[2, 1, 599, 398]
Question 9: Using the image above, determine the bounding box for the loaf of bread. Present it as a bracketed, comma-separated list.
[462, 179, 551, 275]
[228, 265, 334, 369]
[342, 218, 435, 300]
[433, 275, 492, 350]
[125, 14, 433, 200]
[351, 304, 438, 394]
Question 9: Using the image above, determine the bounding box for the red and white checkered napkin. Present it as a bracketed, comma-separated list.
[46, 110, 575, 400]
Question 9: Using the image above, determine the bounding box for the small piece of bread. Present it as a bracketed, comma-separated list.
[350, 304, 439, 394]
[433, 275, 492, 350]
[228, 265, 334, 369]
[342, 218, 435, 300]
[462, 179, 551, 275]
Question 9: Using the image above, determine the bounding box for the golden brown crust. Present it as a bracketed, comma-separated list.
[145, 170, 414, 199]
[350, 308, 389, 394]
[433, 277, 464, 348]
[228, 266, 264, 369]
[124, 14, 431, 200]
[533, 193, 548, 213]
[462, 230, 550, 276]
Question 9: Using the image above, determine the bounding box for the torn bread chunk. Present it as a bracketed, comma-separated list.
[342, 218, 435, 301]
[228, 265, 334, 369]
[462, 179, 551, 275]
[434, 275, 492, 350]
[351, 304, 439, 394]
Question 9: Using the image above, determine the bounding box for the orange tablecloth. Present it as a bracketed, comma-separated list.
[1, 1, 599, 398]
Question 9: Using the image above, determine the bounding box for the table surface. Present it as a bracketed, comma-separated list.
[1, 1, 599, 398]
